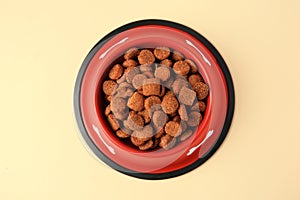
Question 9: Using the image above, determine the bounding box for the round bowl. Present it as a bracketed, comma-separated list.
[74, 19, 235, 179]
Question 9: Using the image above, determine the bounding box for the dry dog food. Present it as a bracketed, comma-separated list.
[102, 47, 209, 151]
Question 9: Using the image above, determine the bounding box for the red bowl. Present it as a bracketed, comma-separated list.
[74, 19, 234, 179]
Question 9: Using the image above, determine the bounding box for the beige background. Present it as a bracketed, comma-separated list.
[1, 0, 300, 199]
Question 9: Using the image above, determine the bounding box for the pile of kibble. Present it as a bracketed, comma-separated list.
[102, 47, 209, 150]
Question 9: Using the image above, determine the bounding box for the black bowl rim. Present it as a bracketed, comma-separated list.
[73, 19, 235, 180]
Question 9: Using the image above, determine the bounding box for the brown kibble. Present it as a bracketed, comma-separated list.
[178, 87, 196, 106]
[142, 78, 161, 96]
[139, 139, 154, 150]
[103, 80, 117, 95]
[199, 101, 206, 112]
[137, 86, 143, 95]
[105, 104, 111, 116]
[144, 96, 161, 110]
[103, 47, 208, 151]
[185, 59, 198, 73]
[127, 92, 144, 112]
[109, 64, 123, 80]
[187, 111, 202, 127]
[160, 59, 172, 67]
[165, 137, 176, 149]
[172, 51, 184, 61]
[117, 82, 132, 91]
[116, 88, 133, 98]
[180, 121, 187, 132]
[140, 64, 153, 72]
[116, 129, 130, 138]
[193, 82, 209, 100]
[152, 110, 168, 129]
[107, 114, 119, 131]
[115, 82, 133, 98]
[148, 103, 162, 114]
[154, 66, 170, 81]
[165, 121, 182, 137]
[111, 97, 127, 113]
[155, 128, 165, 138]
[143, 71, 154, 78]
[152, 138, 160, 149]
[113, 110, 128, 120]
[125, 67, 140, 83]
[165, 91, 176, 97]
[112, 101, 129, 120]
[138, 49, 155, 64]
[131, 136, 145, 146]
[116, 74, 126, 84]
[178, 105, 188, 121]
[171, 78, 188, 94]
[132, 125, 153, 141]
[180, 130, 193, 141]
[191, 101, 206, 112]
[173, 115, 181, 123]
[132, 74, 147, 89]
[126, 113, 144, 130]
[159, 134, 176, 149]
[173, 61, 190, 76]
[105, 95, 112, 102]
[124, 66, 134, 74]
[188, 74, 203, 87]
[169, 111, 178, 117]
[158, 86, 166, 97]
[124, 48, 140, 60]
[164, 75, 174, 88]
[138, 109, 151, 124]
[154, 47, 170, 60]
[161, 94, 179, 114]
[123, 59, 138, 68]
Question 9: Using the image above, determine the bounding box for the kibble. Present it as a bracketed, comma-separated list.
[105, 104, 111, 116]
[144, 96, 161, 110]
[180, 130, 193, 141]
[123, 59, 138, 68]
[124, 48, 140, 60]
[185, 59, 198, 73]
[172, 51, 184, 61]
[102, 46, 209, 151]
[193, 81, 209, 100]
[127, 92, 144, 112]
[178, 105, 188, 121]
[160, 59, 172, 67]
[171, 78, 188, 94]
[155, 66, 170, 81]
[154, 47, 170, 60]
[107, 114, 119, 131]
[187, 111, 202, 127]
[142, 78, 161, 96]
[173, 61, 190, 76]
[109, 64, 123, 80]
[116, 129, 130, 138]
[126, 113, 144, 130]
[103, 80, 117, 96]
[152, 110, 168, 130]
[138, 49, 155, 64]
[160, 134, 176, 149]
[139, 139, 154, 150]
[161, 93, 179, 114]
[188, 74, 203, 87]
[165, 121, 182, 137]
[178, 87, 196, 106]
[132, 74, 147, 89]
